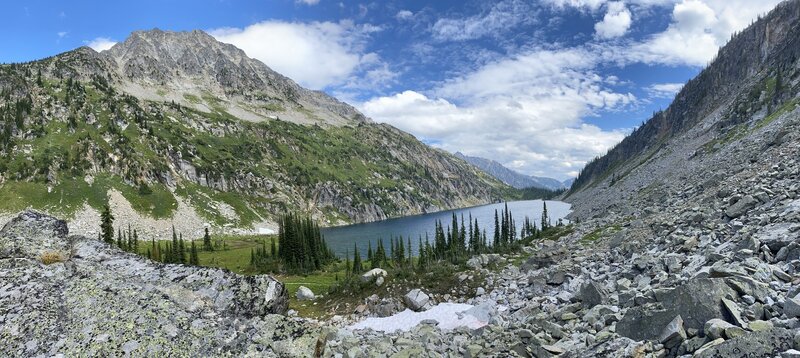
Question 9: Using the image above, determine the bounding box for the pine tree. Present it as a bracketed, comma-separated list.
[352, 243, 362, 274]
[367, 241, 373, 265]
[100, 204, 114, 244]
[202, 227, 213, 251]
[270, 237, 276, 258]
[171, 226, 179, 263]
[179, 235, 187, 264]
[190, 241, 199, 265]
[116, 228, 124, 250]
[132, 229, 139, 253]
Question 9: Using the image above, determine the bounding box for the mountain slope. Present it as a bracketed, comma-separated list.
[567, 0, 800, 219]
[0, 29, 511, 236]
[454, 152, 566, 190]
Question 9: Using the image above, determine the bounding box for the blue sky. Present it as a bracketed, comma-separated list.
[0, 0, 783, 179]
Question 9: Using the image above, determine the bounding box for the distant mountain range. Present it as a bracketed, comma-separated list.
[454, 153, 572, 191]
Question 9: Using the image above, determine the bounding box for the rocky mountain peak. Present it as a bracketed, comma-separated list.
[101, 28, 367, 125]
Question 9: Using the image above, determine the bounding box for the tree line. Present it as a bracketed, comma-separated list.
[100, 204, 215, 266]
[341, 201, 560, 276]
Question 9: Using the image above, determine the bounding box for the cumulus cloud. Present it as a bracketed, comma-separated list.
[431, 0, 536, 41]
[628, 0, 783, 66]
[86, 37, 117, 51]
[647, 82, 684, 98]
[210, 21, 385, 90]
[396, 10, 414, 21]
[296, 0, 320, 5]
[594, 2, 632, 39]
[546, 0, 673, 11]
[362, 48, 634, 179]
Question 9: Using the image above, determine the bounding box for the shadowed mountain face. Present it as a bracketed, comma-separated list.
[0, 29, 512, 231]
[454, 152, 567, 191]
[567, 0, 800, 218]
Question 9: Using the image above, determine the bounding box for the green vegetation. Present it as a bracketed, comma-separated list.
[579, 224, 622, 244]
[519, 187, 565, 200]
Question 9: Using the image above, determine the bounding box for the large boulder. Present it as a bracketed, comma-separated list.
[695, 328, 795, 358]
[404, 289, 431, 311]
[296, 286, 315, 300]
[0, 210, 71, 260]
[360, 268, 388, 283]
[579, 281, 609, 309]
[618, 278, 737, 341]
[725, 195, 758, 218]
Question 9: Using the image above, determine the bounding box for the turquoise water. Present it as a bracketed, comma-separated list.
[321, 200, 571, 258]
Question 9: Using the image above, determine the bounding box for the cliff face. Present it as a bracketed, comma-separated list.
[0, 29, 510, 231]
[567, 0, 800, 218]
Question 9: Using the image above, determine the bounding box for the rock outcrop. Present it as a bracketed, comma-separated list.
[0, 210, 317, 357]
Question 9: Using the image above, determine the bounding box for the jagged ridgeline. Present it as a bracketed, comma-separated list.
[0, 29, 512, 229]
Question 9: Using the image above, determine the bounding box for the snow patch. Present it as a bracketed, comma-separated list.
[347, 303, 488, 333]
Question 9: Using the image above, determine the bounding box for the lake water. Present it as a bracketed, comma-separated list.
[321, 200, 571, 258]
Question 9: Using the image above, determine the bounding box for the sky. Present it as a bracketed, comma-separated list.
[0, 0, 784, 180]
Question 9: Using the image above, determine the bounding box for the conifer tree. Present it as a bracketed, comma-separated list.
[171, 226, 179, 263]
[100, 204, 114, 244]
[352, 243, 363, 274]
[116, 228, 124, 250]
[203, 227, 213, 251]
[179, 236, 187, 264]
[190, 241, 199, 265]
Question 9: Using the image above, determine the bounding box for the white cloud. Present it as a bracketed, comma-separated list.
[57, 31, 68, 38]
[361, 48, 634, 179]
[594, 2, 632, 39]
[647, 82, 684, 98]
[628, 0, 783, 66]
[210, 21, 384, 90]
[431, 0, 535, 41]
[396, 10, 414, 21]
[86, 37, 116, 51]
[546, 0, 673, 11]
[296, 0, 320, 5]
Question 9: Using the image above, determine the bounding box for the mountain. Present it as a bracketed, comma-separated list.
[566, 0, 800, 220]
[0, 29, 511, 237]
[455, 152, 567, 190]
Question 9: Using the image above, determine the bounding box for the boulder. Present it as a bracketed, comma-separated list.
[296, 286, 315, 300]
[725, 195, 758, 218]
[704, 319, 735, 340]
[783, 296, 800, 318]
[616, 306, 677, 342]
[360, 268, 388, 283]
[547, 271, 567, 285]
[579, 281, 609, 309]
[0, 210, 71, 260]
[404, 289, 431, 311]
[654, 278, 737, 331]
[658, 315, 687, 349]
[695, 328, 795, 358]
[618, 278, 737, 341]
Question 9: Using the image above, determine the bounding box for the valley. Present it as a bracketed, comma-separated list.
[2, 1, 800, 357]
